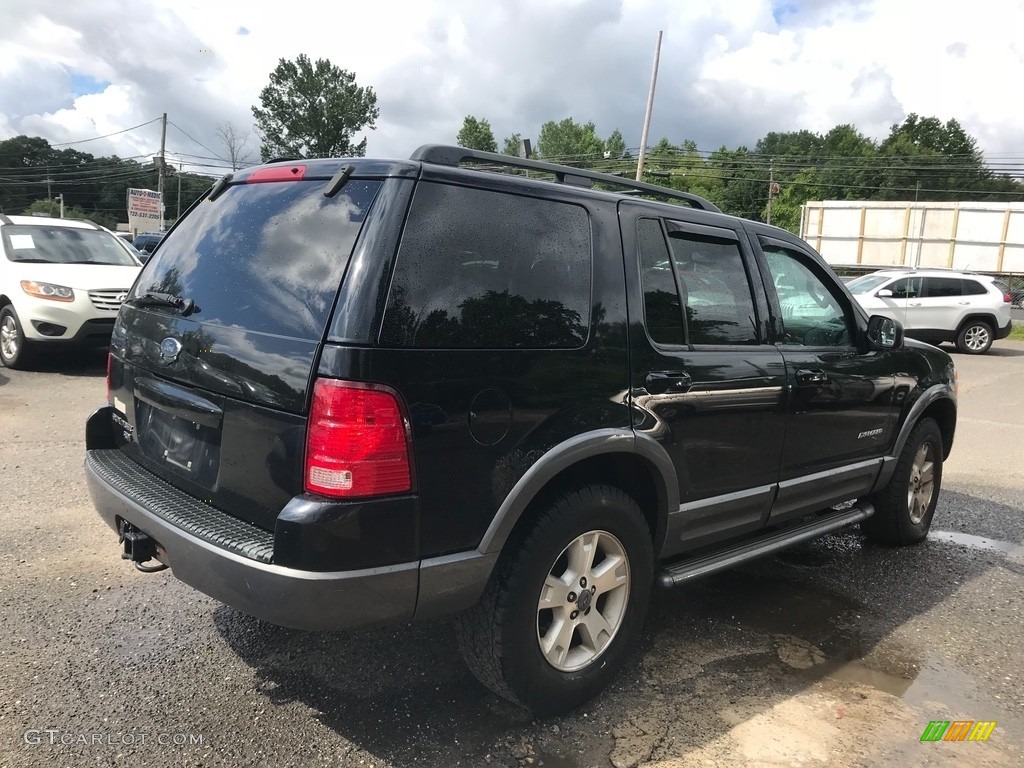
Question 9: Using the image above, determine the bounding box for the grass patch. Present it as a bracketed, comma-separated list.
[1009, 323, 1024, 341]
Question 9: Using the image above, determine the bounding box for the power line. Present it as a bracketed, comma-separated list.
[46, 117, 163, 147]
[168, 121, 228, 164]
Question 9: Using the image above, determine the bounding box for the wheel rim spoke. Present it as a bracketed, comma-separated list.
[538, 573, 570, 610]
[577, 608, 614, 654]
[590, 553, 628, 595]
[540, 613, 575, 667]
[565, 532, 598, 584]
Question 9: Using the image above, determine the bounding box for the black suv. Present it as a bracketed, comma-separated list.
[85, 146, 957, 716]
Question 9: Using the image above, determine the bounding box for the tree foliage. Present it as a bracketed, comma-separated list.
[501, 133, 524, 156]
[0, 135, 215, 230]
[252, 54, 379, 160]
[24, 198, 91, 220]
[536, 118, 604, 161]
[456, 115, 498, 152]
[630, 116, 1023, 232]
[604, 129, 628, 159]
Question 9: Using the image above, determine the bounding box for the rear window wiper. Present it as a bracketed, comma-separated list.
[124, 291, 200, 316]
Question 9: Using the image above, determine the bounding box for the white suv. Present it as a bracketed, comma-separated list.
[847, 269, 1013, 354]
[0, 215, 142, 368]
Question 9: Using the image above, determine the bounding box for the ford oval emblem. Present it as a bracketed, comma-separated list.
[159, 337, 183, 363]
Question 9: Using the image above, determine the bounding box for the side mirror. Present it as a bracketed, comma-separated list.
[876, 288, 894, 298]
[867, 315, 904, 350]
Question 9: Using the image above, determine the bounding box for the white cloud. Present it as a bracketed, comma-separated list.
[0, 0, 1022, 175]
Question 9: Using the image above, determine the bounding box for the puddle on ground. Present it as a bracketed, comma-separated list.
[823, 655, 998, 718]
[930, 530, 1023, 557]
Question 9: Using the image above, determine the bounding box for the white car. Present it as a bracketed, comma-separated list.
[846, 269, 1013, 354]
[0, 215, 142, 368]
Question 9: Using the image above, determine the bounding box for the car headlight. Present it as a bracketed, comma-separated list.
[20, 281, 75, 302]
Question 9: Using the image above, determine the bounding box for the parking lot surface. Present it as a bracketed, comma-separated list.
[1, 343, 1023, 767]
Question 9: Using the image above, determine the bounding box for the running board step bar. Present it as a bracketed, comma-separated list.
[656, 503, 874, 588]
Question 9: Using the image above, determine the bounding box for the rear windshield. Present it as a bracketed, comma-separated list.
[130, 180, 381, 339]
[2, 225, 139, 266]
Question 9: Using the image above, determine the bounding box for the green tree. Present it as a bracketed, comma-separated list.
[24, 198, 91, 221]
[456, 115, 498, 152]
[252, 54, 379, 160]
[536, 118, 604, 162]
[501, 133, 524, 156]
[604, 129, 628, 159]
[878, 114, 989, 200]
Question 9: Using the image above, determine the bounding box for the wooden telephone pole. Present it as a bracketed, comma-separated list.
[635, 31, 664, 181]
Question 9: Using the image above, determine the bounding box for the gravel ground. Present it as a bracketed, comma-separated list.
[1, 342, 1022, 768]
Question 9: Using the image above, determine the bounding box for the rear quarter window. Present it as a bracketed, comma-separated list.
[379, 183, 592, 349]
[960, 279, 988, 296]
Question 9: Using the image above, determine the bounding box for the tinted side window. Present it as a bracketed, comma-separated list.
[637, 218, 684, 346]
[380, 183, 591, 349]
[960, 279, 988, 296]
[668, 232, 758, 345]
[923, 277, 962, 297]
[761, 244, 850, 347]
[888, 278, 920, 299]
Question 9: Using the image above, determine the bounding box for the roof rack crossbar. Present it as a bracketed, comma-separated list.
[409, 144, 722, 213]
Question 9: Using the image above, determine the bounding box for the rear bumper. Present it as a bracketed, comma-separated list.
[84, 405, 497, 631]
[996, 317, 1013, 340]
[85, 450, 419, 630]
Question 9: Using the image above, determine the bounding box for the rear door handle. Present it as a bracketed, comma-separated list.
[909, 301, 923, 306]
[796, 369, 829, 387]
[645, 371, 692, 394]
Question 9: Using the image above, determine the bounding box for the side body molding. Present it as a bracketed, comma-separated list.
[476, 428, 679, 555]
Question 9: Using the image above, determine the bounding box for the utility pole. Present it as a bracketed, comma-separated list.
[157, 112, 167, 231]
[45, 177, 52, 200]
[177, 162, 183, 222]
[56, 194, 64, 219]
[767, 161, 774, 225]
[635, 30, 663, 181]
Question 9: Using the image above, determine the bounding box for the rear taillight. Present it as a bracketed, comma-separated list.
[1003, 292, 1013, 303]
[305, 379, 412, 498]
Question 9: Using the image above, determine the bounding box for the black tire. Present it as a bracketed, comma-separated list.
[955, 319, 993, 354]
[862, 418, 943, 545]
[0, 305, 33, 369]
[456, 485, 653, 716]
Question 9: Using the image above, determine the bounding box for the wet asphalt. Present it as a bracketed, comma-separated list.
[0, 342, 1022, 768]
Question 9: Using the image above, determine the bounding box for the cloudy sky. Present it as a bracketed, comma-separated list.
[1, 0, 1023, 176]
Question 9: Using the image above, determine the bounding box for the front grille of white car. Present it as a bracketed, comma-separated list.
[88, 289, 128, 312]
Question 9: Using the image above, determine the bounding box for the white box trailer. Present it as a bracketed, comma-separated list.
[800, 200, 1024, 274]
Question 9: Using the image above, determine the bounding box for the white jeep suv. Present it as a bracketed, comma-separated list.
[0, 215, 142, 368]
[847, 269, 1013, 354]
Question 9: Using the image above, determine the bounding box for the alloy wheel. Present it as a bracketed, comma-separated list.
[536, 530, 630, 672]
[907, 441, 936, 525]
[0, 315, 18, 361]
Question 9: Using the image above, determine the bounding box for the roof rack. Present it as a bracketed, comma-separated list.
[409, 144, 722, 213]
